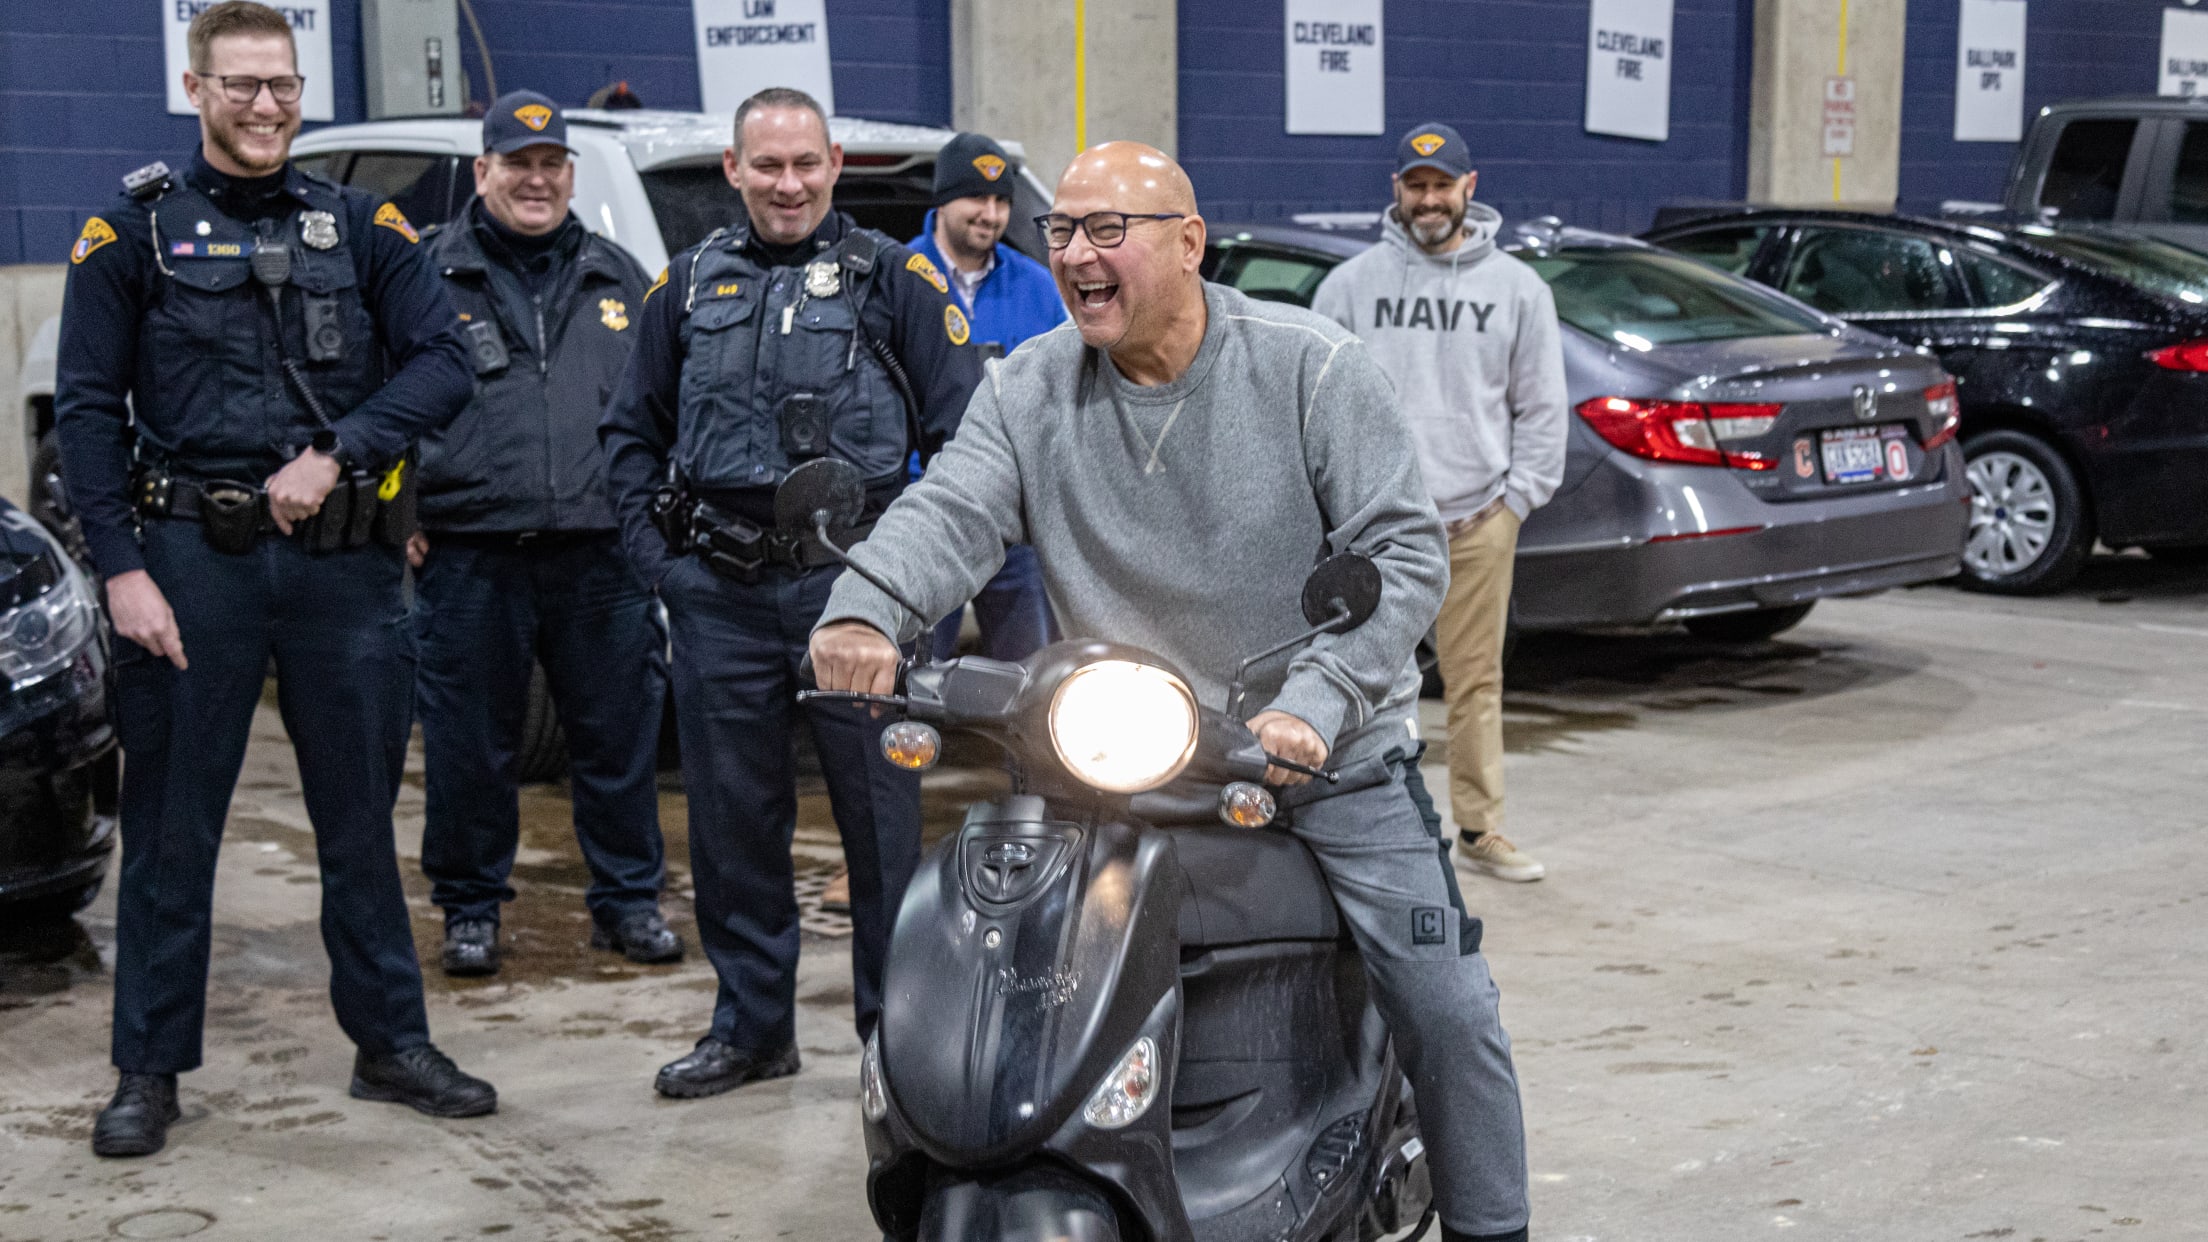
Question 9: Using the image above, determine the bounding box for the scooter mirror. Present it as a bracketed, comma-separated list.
[1300, 552, 1383, 633]
[774, 457, 867, 541]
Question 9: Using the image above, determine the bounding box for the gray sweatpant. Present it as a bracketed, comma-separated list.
[1281, 750, 1530, 1237]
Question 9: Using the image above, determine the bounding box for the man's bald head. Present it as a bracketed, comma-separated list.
[1055, 142, 1197, 216]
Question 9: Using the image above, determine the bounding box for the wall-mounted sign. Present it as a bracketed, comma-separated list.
[164, 0, 335, 122]
[1954, 0, 2026, 141]
[1584, 0, 1673, 142]
[2162, 7, 2208, 97]
[1285, 0, 1385, 135]
[694, 0, 836, 115]
[1823, 76, 1857, 156]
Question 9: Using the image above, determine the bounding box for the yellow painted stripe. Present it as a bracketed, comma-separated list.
[1074, 0, 1088, 151]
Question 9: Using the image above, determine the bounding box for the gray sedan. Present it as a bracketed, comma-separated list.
[1203, 221, 1968, 640]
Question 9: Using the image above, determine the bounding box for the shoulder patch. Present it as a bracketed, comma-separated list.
[905, 252, 949, 295]
[70, 217, 118, 265]
[373, 202, 420, 244]
[944, 303, 971, 346]
[644, 266, 669, 303]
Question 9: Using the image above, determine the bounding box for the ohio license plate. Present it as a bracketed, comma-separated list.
[1821, 426, 1891, 484]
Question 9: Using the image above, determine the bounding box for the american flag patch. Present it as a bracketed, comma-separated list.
[169, 242, 195, 256]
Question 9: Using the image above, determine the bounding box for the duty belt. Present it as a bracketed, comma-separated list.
[134, 465, 387, 555]
[652, 489, 867, 584]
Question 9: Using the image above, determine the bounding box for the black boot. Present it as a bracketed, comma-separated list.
[1442, 1225, 1529, 1242]
[591, 909, 684, 964]
[440, 918, 499, 977]
[350, 1044, 497, 1118]
[653, 1037, 800, 1099]
[91, 1072, 180, 1158]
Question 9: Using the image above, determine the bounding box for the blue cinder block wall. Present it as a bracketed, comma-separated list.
[0, 0, 948, 265]
[1179, 0, 1759, 235]
[1897, 0, 2164, 213]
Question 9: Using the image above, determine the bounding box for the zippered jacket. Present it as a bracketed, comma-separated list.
[420, 202, 648, 532]
[907, 210, 1068, 353]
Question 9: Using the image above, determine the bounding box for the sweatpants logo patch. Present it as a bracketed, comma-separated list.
[1412, 907, 1448, 947]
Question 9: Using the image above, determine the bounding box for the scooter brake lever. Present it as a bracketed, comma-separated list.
[1264, 752, 1340, 784]
[795, 689, 910, 709]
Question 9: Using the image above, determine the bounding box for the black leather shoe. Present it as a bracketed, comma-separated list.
[592, 909, 684, 964]
[350, 1044, 497, 1118]
[91, 1072, 180, 1158]
[653, 1037, 800, 1099]
[440, 919, 499, 977]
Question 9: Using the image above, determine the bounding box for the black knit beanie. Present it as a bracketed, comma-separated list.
[933, 133, 1016, 206]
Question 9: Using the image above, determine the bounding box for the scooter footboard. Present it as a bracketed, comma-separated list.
[919, 1165, 1126, 1242]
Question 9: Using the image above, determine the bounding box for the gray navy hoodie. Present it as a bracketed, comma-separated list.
[1312, 201, 1569, 525]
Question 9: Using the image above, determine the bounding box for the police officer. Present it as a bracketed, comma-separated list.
[412, 91, 680, 978]
[599, 86, 981, 1098]
[55, 1, 492, 1158]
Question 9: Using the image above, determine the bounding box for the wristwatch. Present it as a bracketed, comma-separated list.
[309, 428, 356, 470]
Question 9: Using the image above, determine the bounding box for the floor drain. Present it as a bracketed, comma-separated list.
[111, 1208, 215, 1238]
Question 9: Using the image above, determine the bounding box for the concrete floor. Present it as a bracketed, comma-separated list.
[3, 558, 2205, 1241]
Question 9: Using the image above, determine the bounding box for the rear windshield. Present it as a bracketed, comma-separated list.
[2024, 230, 2208, 306]
[1523, 247, 1827, 346]
[638, 160, 1052, 262]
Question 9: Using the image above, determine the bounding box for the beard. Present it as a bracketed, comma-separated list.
[207, 113, 295, 177]
[1406, 203, 1463, 248]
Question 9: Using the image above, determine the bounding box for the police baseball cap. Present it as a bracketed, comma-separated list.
[934, 132, 1016, 206]
[483, 90, 578, 156]
[1395, 123, 1473, 178]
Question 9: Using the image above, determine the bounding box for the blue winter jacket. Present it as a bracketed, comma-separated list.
[908, 211, 1068, 355]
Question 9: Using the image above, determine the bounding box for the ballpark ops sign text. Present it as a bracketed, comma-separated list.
[1285, 0, 1385, 135]
[693, 0, 835, 114]
[164, 0, 336, 122]
[1584, 0, 1673, 142]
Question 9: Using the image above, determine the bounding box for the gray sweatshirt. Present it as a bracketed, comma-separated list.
[818, 281, 1447, 764]
[1312, 202, 1570, 525]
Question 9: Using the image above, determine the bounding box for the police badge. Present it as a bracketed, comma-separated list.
[804, 260, 841, 298]
[300, 211, 339, 251]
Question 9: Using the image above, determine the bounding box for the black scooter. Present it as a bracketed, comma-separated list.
[783, 460, 1436, 1242]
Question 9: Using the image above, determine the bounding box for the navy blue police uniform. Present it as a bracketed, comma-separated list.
[411, 93, 676, 976]
[55, 152, 473, 1078]
[600, 208, 980, 1078]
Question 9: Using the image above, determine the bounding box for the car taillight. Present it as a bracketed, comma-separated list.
[2148, 339, 2208, 371]
[1922, 379, 1960, 450]
[1575, 397, 1778, 470]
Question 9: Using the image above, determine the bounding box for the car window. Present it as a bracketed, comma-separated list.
[1659, 225, 1771, 274]
[291, 152, 350, 184]
[638, 160, 1056, 265]
[344, 152, 461, 229]
[2037, 118, 2137, 221]
[1954, 250, 2047, 308]
[1780, 228, 1963, 315]
[1211, 248, 1334, 307]
[1521, 247, 1826, 346]
[2026, 229, 2208, 306]
[2166, 122, 2208, 224]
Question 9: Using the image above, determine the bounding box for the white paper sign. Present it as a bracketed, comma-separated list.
[694, 0, 836, 116]
[1584, 0, 1673, 142]
[1823, 76, 1857, 156]
[164, 0, 336, 122]
[1954, 0, 2026, 141]
[2163, 8, 2208, 97]
[1285, 0, 1385, 135]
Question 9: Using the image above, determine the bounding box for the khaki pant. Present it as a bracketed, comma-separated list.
[1436, 507, 1520, 839]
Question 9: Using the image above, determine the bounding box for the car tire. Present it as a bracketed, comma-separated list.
[9, 880, 104, 927]
[1682, 601, 1816, 642]
[516, 663, 568, 784]
[1960, 430, 2091, 595]
[2141, 543, 2208, 566]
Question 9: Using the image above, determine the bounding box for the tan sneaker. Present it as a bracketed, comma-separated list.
[1460, 831, 1546, 882]
[820, 868, 852, 914]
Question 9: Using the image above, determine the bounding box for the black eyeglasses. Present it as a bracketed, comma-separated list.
[205, 74, 306, 105]
[1034, 211, 1187, 250]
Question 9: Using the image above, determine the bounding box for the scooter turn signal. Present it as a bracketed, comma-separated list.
[1218, 781, 1276, 828]
[880, 721, 941, 770]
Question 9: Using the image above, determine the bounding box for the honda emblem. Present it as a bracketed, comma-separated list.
[1852, 384, 1878, 421]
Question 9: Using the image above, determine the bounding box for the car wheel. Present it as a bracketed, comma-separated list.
[1682, 601, 1816, 642]
[1960, 431, 2090, 595]
[2141, 543, 2208, 566]
[516, 663, 568, 784]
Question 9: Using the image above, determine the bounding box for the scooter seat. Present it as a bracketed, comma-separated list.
[1169, 824, 1343, 947]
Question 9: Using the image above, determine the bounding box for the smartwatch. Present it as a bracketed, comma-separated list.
[310, 428, 356, 470]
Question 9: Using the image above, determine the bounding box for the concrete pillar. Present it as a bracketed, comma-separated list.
[1749, 0, 1904, 208]
[951, 0, 1176, 193]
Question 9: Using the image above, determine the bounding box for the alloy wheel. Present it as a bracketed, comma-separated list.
[1965, 450, 2057, 578]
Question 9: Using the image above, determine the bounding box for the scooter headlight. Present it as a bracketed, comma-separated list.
[1046, 661, 1198, 794]
[860, 1032, 888, 1122]
[1082, 1036, 1158, 1130]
